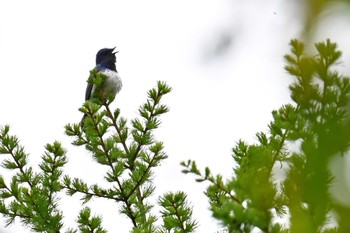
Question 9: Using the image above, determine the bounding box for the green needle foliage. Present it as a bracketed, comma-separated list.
[77, 207, 106, 233]
[182, 39, 350, 233]
[158, 192, 198, 233]
[0, 81, 197, 232]
[0, 130, 66, 232]
[65, 80, 173, 232]
[1, 39, 350, 233]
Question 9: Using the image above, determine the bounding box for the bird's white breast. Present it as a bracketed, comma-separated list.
[100, 69, 122, 96]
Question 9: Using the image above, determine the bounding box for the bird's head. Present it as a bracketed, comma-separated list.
[96, 47, 118, 71]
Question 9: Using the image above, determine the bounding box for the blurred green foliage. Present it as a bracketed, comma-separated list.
[301, 0, 350, 38]
[182, 39, 350, 233]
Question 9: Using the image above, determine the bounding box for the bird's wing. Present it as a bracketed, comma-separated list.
[85, 65, 103, 101]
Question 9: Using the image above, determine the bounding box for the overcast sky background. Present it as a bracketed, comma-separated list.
[1, 0, 350, 232]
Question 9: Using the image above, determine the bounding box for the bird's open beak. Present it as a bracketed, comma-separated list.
[112, 47, 119, 54]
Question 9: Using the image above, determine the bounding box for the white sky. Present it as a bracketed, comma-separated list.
[1, 0, 350, 232]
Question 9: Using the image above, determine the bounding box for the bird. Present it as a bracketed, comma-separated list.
[80, 47, 122, 127]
